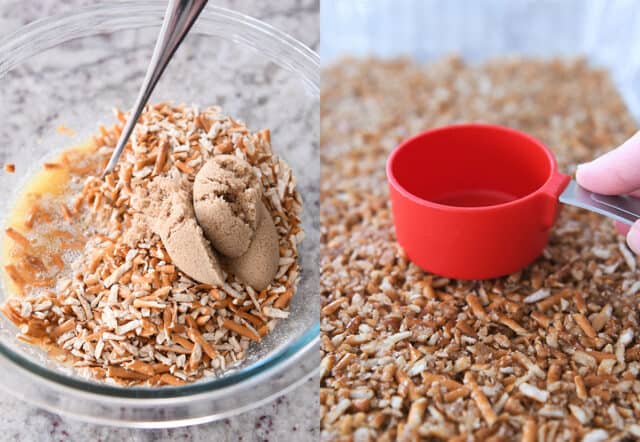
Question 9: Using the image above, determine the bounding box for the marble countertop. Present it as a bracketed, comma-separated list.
[0, 1, 319, 441]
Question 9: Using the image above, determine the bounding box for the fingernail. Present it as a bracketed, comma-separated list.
[627, 224, 640, 254]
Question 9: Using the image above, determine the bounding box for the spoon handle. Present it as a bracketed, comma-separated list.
[103, 0, 208, 176]
[559, 179, 640, 226]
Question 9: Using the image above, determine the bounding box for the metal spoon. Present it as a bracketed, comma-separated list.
[103, 0, 208, 176]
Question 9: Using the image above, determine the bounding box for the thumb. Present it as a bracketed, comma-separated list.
[576, 130, 640, 195]
[627, 220, 640, 255]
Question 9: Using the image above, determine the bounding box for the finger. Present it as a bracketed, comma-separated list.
[615, 221, 631, 236]
[627, 220, 640, 255]
[576, 130, 640, 195]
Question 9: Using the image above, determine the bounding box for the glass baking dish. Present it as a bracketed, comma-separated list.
[321, 0, 640, 119]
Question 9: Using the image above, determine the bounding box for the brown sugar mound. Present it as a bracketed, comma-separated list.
[193, 155, 262, 258]
[134, 172, 224, 286]
[224, 201, 279, 291]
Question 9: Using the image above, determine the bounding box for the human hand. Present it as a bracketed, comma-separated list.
[576, 131, 640, 254]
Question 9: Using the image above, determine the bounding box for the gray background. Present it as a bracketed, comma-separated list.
[0, 1, 319, 441]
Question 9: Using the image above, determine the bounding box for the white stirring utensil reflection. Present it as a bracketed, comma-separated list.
[103, 0, 208, 177]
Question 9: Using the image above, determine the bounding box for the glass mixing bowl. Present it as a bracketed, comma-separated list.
[0, 2, 319, 428]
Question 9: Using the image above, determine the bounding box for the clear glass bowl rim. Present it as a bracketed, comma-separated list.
[0, 1, 319, 400]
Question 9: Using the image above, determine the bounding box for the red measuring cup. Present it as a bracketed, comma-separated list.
[386, 124, 640, 280]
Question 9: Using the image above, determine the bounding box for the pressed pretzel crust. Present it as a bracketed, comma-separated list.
[321, 57, 640, 441]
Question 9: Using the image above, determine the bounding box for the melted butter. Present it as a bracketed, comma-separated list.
[2, 141, 95, 295]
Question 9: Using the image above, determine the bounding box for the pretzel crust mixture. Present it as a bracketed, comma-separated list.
[2, 103, 303, 386]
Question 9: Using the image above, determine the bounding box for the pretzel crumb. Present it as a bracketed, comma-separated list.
[465, 373, 497, 426]
[56, 124, 76, 137]
[5, 227, 30, 249]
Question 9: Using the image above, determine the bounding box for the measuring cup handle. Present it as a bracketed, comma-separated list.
[538, 172, 571, 229]
[559, 179, 640, 226]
